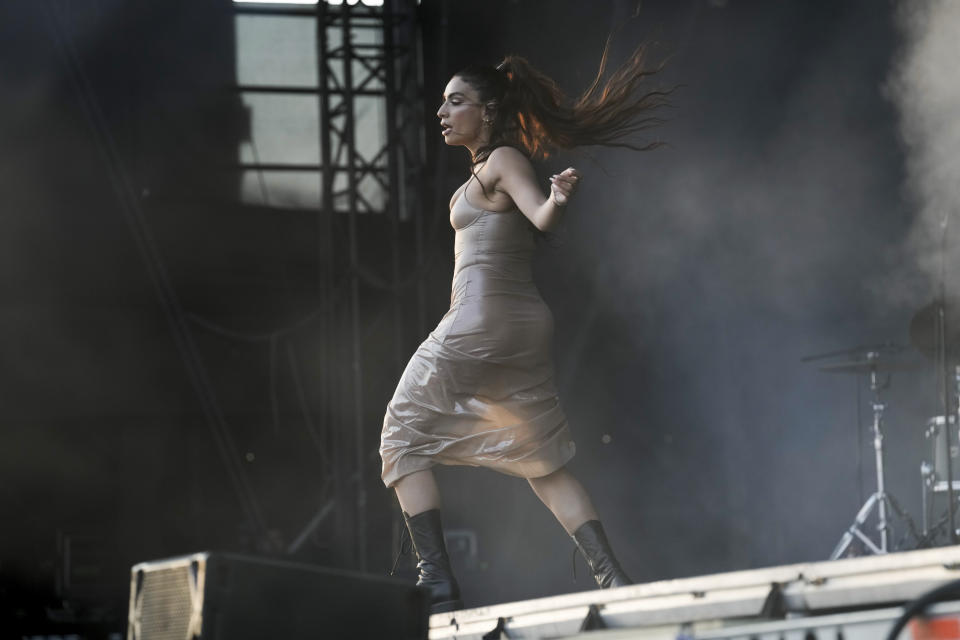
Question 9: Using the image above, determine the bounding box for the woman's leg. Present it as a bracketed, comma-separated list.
[527, 466, 600, 534]
[393, 468, 441, 516]
[393, 468, 461, 612]
[529, 465, 632, 588]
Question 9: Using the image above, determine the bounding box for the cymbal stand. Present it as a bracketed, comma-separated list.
[936, 214, 958, 542]
[830, 357, 917, 559]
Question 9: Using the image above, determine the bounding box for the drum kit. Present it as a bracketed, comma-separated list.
[803, 298, 960, 559]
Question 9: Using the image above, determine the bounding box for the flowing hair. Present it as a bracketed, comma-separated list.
[455, 37, 674, 166]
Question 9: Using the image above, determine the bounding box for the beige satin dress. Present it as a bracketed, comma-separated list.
[379, 175, 576, 488]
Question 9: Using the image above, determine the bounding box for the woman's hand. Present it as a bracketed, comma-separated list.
[549, 167, 581, 207]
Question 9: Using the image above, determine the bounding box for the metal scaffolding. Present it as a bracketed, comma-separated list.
[318, 0, 426, 570]
[317, 0, 424, 570]
[231, 0, 426, 570]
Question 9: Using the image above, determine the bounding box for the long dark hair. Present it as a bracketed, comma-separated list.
[456, 39, 672, 166]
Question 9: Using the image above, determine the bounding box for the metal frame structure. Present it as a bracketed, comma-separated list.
[233, 0, 427, 571]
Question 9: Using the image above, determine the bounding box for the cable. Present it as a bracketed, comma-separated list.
[885, 578, 960, 640]
[247, 136, 272, 206]
[270, 335, 280, 435]
[186, 307, 325, 343]
[287, 342, 330, 469]
[857, 374, 864, 509]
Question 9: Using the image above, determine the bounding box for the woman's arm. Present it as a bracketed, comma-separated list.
[488, 146, 580, 232]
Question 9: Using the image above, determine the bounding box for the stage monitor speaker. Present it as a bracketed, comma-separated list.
[127, 551, 428, 640]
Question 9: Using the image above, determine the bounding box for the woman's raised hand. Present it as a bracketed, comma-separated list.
[549, 167, 581, 207]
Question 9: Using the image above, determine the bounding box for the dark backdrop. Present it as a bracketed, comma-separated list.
[1, 0, 953, 628]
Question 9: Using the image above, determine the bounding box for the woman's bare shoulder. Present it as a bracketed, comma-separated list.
[487, 145, 532, 167]
[486, 145, 534, 178]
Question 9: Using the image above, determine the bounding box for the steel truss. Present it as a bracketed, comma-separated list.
[315, 0, 426, 571]
[215, 0, 427, 571]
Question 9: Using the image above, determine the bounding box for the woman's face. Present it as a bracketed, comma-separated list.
[437, 75, 488, 149]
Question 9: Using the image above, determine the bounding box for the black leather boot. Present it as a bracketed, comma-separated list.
[403, 509, 463, 613]
[571, 520, 633, 588]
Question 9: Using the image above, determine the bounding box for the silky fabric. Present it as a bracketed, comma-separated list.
[379, 176, 576, 488]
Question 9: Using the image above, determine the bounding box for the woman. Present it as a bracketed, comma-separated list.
[379, 46, 668, 613]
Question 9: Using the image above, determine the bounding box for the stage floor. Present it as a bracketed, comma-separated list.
[428, 545, 960, 639]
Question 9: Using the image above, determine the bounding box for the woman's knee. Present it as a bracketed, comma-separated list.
[527, 466, 569, 497]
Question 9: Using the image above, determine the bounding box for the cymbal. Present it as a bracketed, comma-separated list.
[802, 343, 906, 363]
[910, 297, 960, 358]
[819, 358, 925, 375]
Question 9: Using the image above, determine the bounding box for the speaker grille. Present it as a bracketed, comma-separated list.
[137, 564, 195, 640]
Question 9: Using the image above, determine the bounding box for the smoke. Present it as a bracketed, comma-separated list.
[540, 1, 940, 570]
[886, 0, 960, 304]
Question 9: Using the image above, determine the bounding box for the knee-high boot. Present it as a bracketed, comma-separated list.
[571, 520, 633, 588]
[403, 509, 463, 613]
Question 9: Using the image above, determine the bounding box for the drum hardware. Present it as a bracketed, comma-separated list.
[911, 292, 960, 545]
[909, 297, 960, 359]
[920, 414, 960, 546]
[945, 363, 959, 542]
[921, 459, 932, 538]
[921, 456, 960, 547]
[915, 200, 960, 544]
[919, 410, 960, 545]
[803, 345, 922, 558]
[923, 415, 960, 494]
